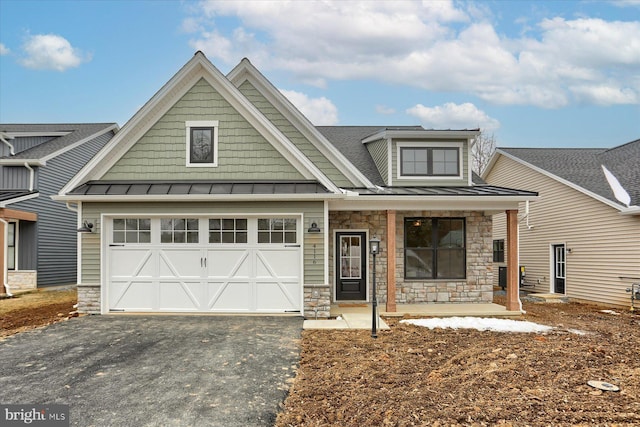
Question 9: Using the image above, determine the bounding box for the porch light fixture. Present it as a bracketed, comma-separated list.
[307, 221, 321, 233]
[77, 220, 94, 233]
[369, 235, 381, 338]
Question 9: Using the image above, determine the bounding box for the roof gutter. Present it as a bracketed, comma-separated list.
[52, 193, 346, 203]
[0, 132, 15, 155]
[24, 163, 35, 192]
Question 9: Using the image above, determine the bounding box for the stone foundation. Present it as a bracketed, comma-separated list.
[7, 270, 37, 292]
[77, 283, 101, 314]
[304, 284, 331, 318]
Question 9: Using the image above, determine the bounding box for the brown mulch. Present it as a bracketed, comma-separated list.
[0, 289, 78, 338]
[277, 297, 640, 427]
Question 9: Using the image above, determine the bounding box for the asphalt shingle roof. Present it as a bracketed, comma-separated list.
[0, 123, 116, 160]
[500, 139, 640, 207]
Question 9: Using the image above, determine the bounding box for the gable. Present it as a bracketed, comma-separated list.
[102, 78, 305, 181]
[237, 80, 352, 187]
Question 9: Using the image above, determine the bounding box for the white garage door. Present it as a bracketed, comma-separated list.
[107, 217, 302, 313]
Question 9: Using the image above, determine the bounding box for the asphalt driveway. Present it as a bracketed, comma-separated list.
[0, 315, 303, 426]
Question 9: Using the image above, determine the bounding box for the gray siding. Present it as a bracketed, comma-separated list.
[487, 154, 640, 307]
[18, 221, 37, 270]
[10, 131, 114, 286]
[81, 201, 325, 286]
[0, 136, 55, 157]
[0, 165, 38, 190]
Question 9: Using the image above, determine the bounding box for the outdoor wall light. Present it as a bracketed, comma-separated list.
[307, 221, 321, 233]
[369, 235, 380, 255]
[77, 220, 94, 233]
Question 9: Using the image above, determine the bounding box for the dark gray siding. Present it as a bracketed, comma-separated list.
[10, 130, 114, 286]
[1, 165, 38, 190]
[11, 136, 56, 155]
[18, 221, 37, 270]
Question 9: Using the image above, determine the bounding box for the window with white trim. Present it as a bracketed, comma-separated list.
[257, 218, 297, 244]
[186, 120, 218, 167]
[400, 147, 460, 177]
[161, 218, 199, 243]
[209, 218, 248, 244]
[113, 218, 151, 244]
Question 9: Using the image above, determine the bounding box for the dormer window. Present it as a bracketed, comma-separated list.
[186, 121, 218, 167]
[397, 142, 462, 179]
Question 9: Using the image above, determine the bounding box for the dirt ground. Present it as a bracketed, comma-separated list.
[277, 296, 640, 427]
[3, 290, 639, 426]
[0, 288, 78, 338]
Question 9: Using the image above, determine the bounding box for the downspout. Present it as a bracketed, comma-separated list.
[23, 163, 35, 192]
[0, 132, 15, 156]
[0, 218, 12, 297]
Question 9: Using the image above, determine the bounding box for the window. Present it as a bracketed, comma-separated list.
[340, 235, 362, 279]
[161, 218, 199, 243]
[258, 218, 297, 244]
[493, 239, 505, 263]
[7, 222, 16, 270]
[404, 218, 465, 279]
[113, 218, 151, 244]
[400, 147, 460, 177]
[186, 120, 218, 167]
[209, 218, 247, 244]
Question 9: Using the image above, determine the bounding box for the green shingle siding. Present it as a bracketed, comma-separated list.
[367, 138, 388, 184]
[81, 201, 325, 285]
[103, 79, 304, 181]
[238, 81, 353, 187]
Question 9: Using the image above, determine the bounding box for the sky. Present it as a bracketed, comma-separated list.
[0, 0, 639, 148]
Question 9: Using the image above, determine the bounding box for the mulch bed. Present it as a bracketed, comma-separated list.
[277, 299, 640, 426]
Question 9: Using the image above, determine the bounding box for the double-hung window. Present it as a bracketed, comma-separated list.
[400, 146, 460, 177]
[186, 121, 218, 167]
[7, 222, 16, 270]
[404, 218, 466, 279]
[493, 239, 505, 263]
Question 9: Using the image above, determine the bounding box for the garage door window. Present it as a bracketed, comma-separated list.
[113, 218, 151, 243]
[258, 218, 297, 244]
[161, 218, 199, 243]
[209, 218, 248, 243]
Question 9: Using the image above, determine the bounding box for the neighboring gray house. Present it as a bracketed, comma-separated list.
[56, 52, 536, 316]
[484, 140, 640, 308]
[1, 123, 117, 294]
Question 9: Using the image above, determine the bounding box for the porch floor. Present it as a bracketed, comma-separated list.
[334, 302, 522, 319]
[303, 303, 522, 330]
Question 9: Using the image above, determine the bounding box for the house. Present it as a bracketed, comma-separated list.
[1, 123, 117, 295]
[483, 141, 640, 308]
[54, 52, 537, 317]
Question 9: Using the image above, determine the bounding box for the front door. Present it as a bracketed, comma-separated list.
[335, 232, 367, 300]
[553, 244, 566, 294]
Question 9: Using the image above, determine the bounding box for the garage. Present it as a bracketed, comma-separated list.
[106, 216, 302, 314]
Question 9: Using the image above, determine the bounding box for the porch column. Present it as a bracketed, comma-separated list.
[386, 210, 396, 312]
[506, 209, 520, 311]
[0, 219, 5, 294]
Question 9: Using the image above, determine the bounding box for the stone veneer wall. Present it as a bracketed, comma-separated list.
[77, 284, 101, 314]
[329, 210, 493, 305]
[304, 284, 331, 318]
[7, 270, 37, 292]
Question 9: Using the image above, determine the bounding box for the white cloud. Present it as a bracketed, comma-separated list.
[19, 34, 90, 71]
[186, 1, 640, 107]
[376, 105, 396, 115]
[0, 43, 9, 55]
[279, 89, 338, 125]
[406, 102, 500, 131]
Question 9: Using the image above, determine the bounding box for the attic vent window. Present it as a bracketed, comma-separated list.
[186, 120, 218, 167]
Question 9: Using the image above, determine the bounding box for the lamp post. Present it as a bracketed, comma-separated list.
[369, 236, 381, 339]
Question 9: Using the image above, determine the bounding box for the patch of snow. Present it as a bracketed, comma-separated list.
[600, 310, 620, 316]
[400, 317, 553, 333]
[567, 328, 588, 335]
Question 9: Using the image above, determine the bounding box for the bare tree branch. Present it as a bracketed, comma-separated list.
[471, 131, 497, 175]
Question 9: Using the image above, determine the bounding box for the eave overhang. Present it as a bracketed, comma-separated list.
[362, 129, 480, 144]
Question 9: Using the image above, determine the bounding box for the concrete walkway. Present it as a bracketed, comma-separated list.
[303, 302, 521, 330]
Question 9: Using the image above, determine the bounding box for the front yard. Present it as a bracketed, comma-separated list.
[277, 298, 640, 426]
[3, 289, 639, 426]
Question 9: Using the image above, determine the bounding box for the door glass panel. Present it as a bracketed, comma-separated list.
[112, 218, 152, 244]
[257, 218, 297, 244]
[340, 235, 361, 279]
